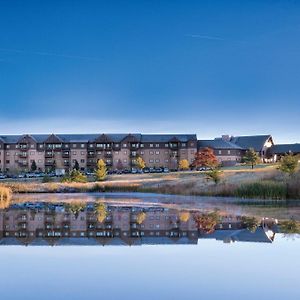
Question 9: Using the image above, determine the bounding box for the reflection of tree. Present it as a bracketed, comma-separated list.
[65, 201, 86, 219]
[193, 211, 220, 234]
[95, 202, 108, 223]
[0, 186, 11, 209]
[241, 216, 260, 232]
[179, 211, 190, 223]
[136, 212, 146, 224]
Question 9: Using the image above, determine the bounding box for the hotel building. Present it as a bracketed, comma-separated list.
[0, 133, 197, 173]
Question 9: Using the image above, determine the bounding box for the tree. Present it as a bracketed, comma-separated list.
[66, 201, 86, 219]
[205, 169, 222, 184]
[73, 160, 80, 171]
[279, 154, 298, 176]
[179, 211, 190, 222]
[193, 211, 220, 234]
[30, 160, 37, 172]
[179, 159, 189, 170]
[243, 148, 259, 169]
[136, 157, 146, 170]
[95, 202, 108, 223]
[136, 212, 146, 224]
[61, 169, 87, 183]
[241, 216, 260, 232]
[193, 147, 219, 169]
[95, 159, 107, 181]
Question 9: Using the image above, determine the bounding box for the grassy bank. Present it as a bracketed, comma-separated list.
[2, 168, 300, 200]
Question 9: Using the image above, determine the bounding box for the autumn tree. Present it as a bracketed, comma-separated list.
[243, 148, 259, 169]
[95, 202, 108, 223]
[179, 159, 189, 171]
[95, 159, 107, 181]
[193, 147, 219, 169]
[136, 212, 146, 224]
[279, 153, 298, 176]
[179, 211, 190, 222]
[241, 216, 260, 232]
[136, 157, 146, 170]
[193, 211, 220, 234]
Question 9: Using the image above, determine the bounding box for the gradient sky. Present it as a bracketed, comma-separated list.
[1, 0, 300, 143]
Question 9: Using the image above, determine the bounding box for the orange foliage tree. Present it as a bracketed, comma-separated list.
[192, 147, 219, 169]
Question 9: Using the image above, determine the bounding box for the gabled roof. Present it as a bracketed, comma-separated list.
[141, 134, 197, 143]
[44, 134, 63, 144]
[198, 139, 243, 150]
[271, 144, 300, 155]
[230, 135, 273, 152]
[17, 134, 37, 144]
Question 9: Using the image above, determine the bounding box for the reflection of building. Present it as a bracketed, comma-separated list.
[0, 204, 276, 246]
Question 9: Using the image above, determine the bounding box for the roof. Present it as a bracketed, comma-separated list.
[0, 133, 197, 144]
[198, 139, 243, 150]
[230, 135, 273, 151]
[141, 134, 197, 143]
[271, 144, 300, 155]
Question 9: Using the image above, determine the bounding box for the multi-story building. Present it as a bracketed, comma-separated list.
[0, 133, 197, 173]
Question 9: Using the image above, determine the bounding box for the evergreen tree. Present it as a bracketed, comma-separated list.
[31, 160, 37, 172]
[243, 148, 259, 169]
[73, 160, 80, 171]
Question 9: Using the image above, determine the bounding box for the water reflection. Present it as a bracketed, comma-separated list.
[0, 200, 279, 246]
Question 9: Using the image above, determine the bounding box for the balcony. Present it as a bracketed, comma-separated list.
[45, 152, 54, 158]
[62, 152, 70, 158]
[104, 152, 112, 158]
[18, 160, 28, 167]
[45, 160, 55, 166]
[88, 152, 95, 158]
[63, 161, 70, 167]
[19, 152, 27, 158]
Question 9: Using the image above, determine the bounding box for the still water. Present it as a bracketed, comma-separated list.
[0, 193, 299, 300]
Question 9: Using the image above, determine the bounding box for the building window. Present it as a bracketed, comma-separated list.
[149, 151, 154, 155]
[182, 143, 186, 147]
[155, 151, 160, 155]
[219, 150, 222, 155]
[72, 151, 76, 155]
[123, 143, 127, 148]
[140, 144, 144, 148]
[81, 144, 85, 148]
[228, 150, 231, 155]
[124, 151, 127, 155]
[81, 151, 85, 155]
[73, 144, 77, 148]
[123, 159, 127, 163]
[155, 159, 160, 163]
[140, 151, 144, 155]
[150, 144, 153, 148]
[80, 159, 85, 163]
[149, 159, 154, 163]
[155, 144, 159, 148]
[165, 144, 169, 147]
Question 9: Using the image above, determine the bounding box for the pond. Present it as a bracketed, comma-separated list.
[0, 193, 299, 300]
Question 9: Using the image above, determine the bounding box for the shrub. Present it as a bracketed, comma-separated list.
[42, 175, 53, 183]
[95, 159, 107, 181]
[279, 154, 299, 176]
[205, 169, 222, 184]
[61, 170, 87, 183]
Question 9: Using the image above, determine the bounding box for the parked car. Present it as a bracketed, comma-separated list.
[143, 167, 150, 173]
[163, 168, 169, 173]
[0, 174, 7, 179]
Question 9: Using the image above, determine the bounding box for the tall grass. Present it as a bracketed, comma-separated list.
[234, 181, 287, 200]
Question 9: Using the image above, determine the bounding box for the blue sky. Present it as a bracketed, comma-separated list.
[0, 0, 300, 143]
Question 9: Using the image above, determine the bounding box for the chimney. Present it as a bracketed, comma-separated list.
[221, 135, 230, 142]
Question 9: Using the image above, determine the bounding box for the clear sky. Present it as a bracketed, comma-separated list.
[1, 0, 300, 143]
